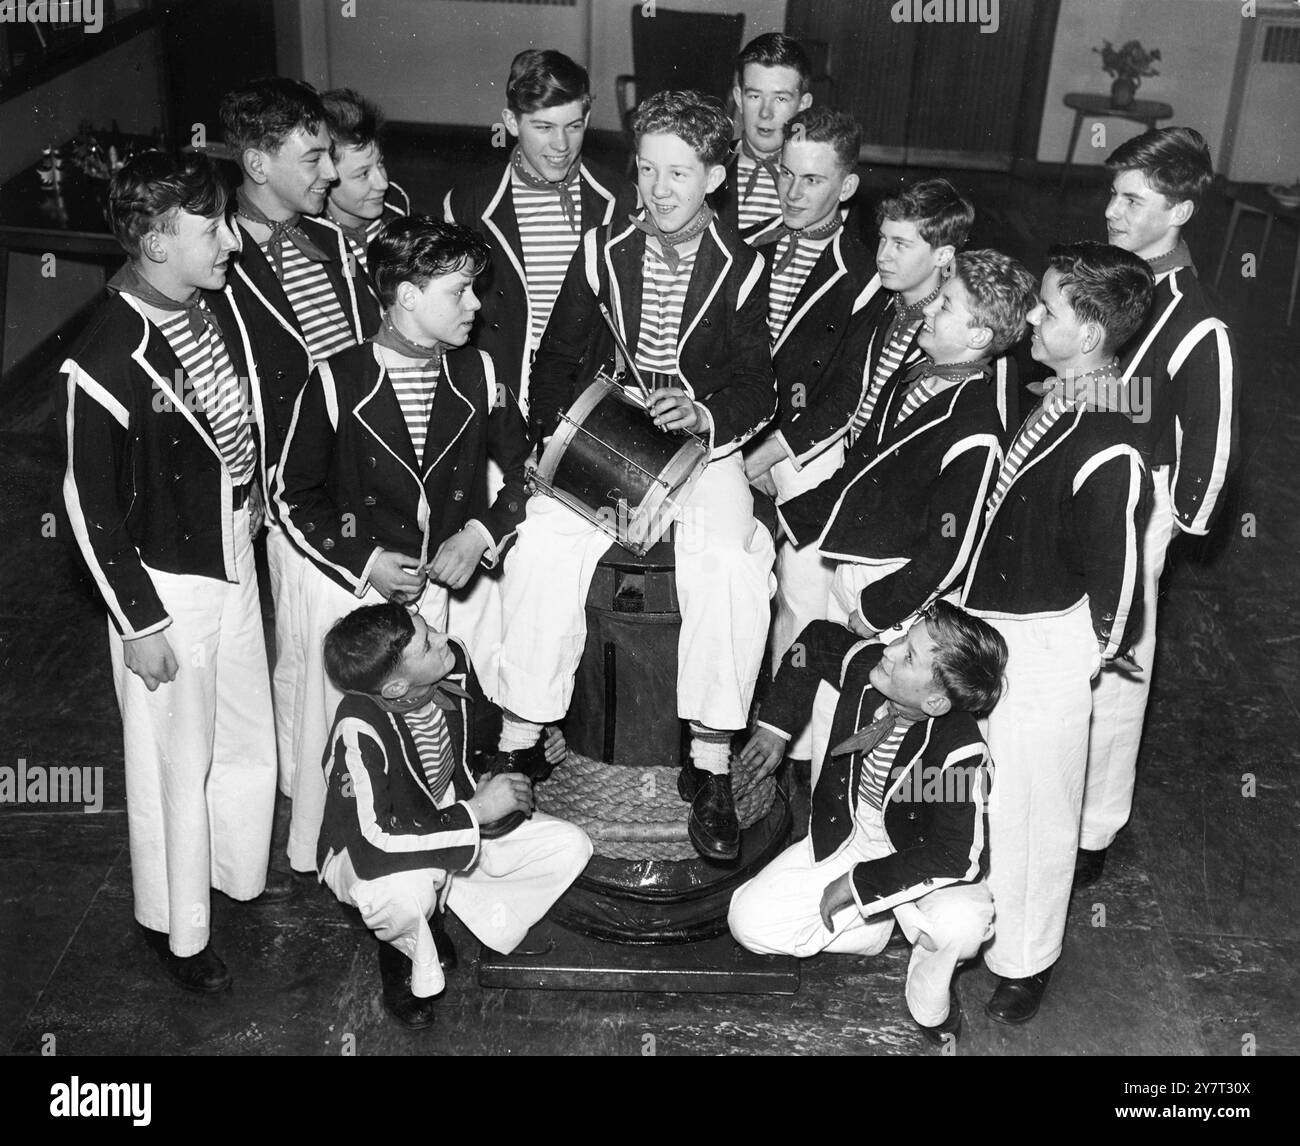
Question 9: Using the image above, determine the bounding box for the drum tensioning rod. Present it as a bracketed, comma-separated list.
[557, 412, 672, 489]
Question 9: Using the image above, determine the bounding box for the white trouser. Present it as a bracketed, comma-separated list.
[447, 457, 506, 704]
[980, 602, 1099, 979]
[729, 819, 994, 1027]
[826, 558, 912, 641]
[321, 812, 592, 997]
[1082, 467, 1173, 850]
[499, 452, 775, 731]
[267, 523, 310, 797]
[286, 570, 449, 872]
[109, 506, 277, 957]
[769, 444, 842, 758]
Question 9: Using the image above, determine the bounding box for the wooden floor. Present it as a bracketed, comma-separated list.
[2, 141, 1297, 1056]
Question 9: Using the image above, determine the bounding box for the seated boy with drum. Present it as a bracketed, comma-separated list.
[496, 89, 778, 862]
[730, 605, 1007, 1047]
[274, 218, 533, 866]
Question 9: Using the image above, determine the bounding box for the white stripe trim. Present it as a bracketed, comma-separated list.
[1171, 318, 1233, 534]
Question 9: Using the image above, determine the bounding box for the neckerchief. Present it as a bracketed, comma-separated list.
[107, 263, 222, 341]
[511, 146, 580, 231]
[893, 282, 941, 324]
[236, 189, 331, 279]
[738, 137, 781, 202]
[1027, 360, 1123, 411]
[373, 313, 444, 370]
[1146, 238, 1195, 279]
[831, 701, 917, 758]
[328, 210, 374, 252]
[754, 211, 843, 275]
[629, 205, 714, 274]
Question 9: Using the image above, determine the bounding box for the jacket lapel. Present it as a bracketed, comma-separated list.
[422, 353, 475, 480]
[774, 230, 848, 354]
[608, 226, 644, 358]
[231, 223, 312, 355]
[679, 224, 731, 362]
[352, 355, 421, 478]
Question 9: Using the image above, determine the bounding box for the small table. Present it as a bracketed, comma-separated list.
[1214, 183, 1300, 327]
[1058, 92, 1174, 194]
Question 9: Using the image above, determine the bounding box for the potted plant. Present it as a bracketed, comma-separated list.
[1094, 39, 1161, 110]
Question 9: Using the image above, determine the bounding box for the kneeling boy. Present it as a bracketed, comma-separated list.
[729, 606, 1007, 1045]
[318, 603, 591, 1028]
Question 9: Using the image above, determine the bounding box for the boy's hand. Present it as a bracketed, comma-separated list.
[647, 387, 705, 433]
[744, 436, 785, 482]
[739, 726, 786, 782]
[846, 612, 877, 639]
[124, 631, 179, 692]
[427, 528, 488, 590]
[543, 725, 567, 766]
[819, 872, 856, 933]
[369, 550, 427, 602]
[468, 772, 534, 826]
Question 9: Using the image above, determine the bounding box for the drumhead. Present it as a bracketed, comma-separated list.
[536, 377, 621, 484]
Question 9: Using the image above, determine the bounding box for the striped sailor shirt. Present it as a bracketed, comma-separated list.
[404, 701, 457, 807]
[384, 357, 441, 468]
[986, 389, 1070, 515]
[267, 238, 357, 362]
[154, 307, 256, 484]
[734, 151, 783, 231]
[512, 167, 583, 343]
[636, 244, 698, 375]
[857, 709, 914, 815]
[767, 233, 830, 343]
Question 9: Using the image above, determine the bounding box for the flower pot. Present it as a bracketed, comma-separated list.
[1110, 77, 1137, 110]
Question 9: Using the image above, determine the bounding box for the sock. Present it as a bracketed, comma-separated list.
[689, 722, 732, 776]
[498, 715, 542, 753]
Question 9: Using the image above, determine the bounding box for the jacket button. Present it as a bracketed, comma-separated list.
[491, 323, 500, 331]
[906, 810, 918, 821]
[813, 359, 822, 368]
[826, 323, 836, 333]
[702, 318, 712, 327]
[368, 456, 378, 468]
[923, 878, 935, 886]
[322, 537, 335, 550]
[363, 495, 377, 507]
[304, 522, 316, 533]
[452, 490, 464, 501]
[496, 289, 504, 297]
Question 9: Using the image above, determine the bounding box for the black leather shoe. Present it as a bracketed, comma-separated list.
[376, 941, 438, 1030]
[245, 869, 297, 905]
[684, 769, 740, 862]
[478, 746, 544, 839]
[1073, 846, 1108, 890]
[985, 966, 1053, 1025]
[141, 927, 232, 994]
[917, 986, 963, 1048]
[430, 911, 457, 973]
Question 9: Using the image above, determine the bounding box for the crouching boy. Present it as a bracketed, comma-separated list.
[728, 605, 1007, 1046]
[318, 603, 591, 1028]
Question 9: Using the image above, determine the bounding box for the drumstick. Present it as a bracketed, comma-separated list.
[597, 303, 651, 404]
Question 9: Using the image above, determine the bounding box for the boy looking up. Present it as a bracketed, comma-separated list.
[318, 603, 589, 1028]
[961, 242, 1153, 1024]
[730, 606, 1006, 1048]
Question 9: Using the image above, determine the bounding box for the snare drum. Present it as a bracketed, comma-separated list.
[530, 377, 708, 556]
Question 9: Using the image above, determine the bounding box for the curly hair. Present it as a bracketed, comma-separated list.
[369, 216, 491, 308]
[108, 150, 228, 258]
[631, 89, 733, 168]
[952, 249, 1039, 358]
